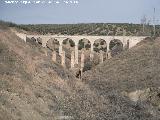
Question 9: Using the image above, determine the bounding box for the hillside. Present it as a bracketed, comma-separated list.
[0, 28, 78, 120]
[83, 37, 160, 91]
[83, 37, 160, 118]
[0, 25, 160, 120]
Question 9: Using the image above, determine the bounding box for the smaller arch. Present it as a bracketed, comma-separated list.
[62, 38, 75, 57]
[62, 38, 75, 48]
[31, 37, 37, 42]
[78, 38, 92, 65]
[37, 37, 43, 45]
[78, 38, 91, 51]
[26, 36, 37, 45]
[46, 38, 60, 52]
[109, 39, 123, 57]
[93, 39, 107, 53]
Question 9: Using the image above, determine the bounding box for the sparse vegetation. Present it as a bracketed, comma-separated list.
[85, 44, 91, 50]
[16, 23, 160, 36]
[78, 40, 85, 50]
[69, 39, 75, 47]
[0, 21, 160, 120]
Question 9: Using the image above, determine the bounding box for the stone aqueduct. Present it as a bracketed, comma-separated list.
[16, 33, 147, 69]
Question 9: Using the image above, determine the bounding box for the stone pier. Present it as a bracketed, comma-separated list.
[107, 42, 110, 53]
[59, 40, 63, 56]
[61, 51, 66, 67]
[107, 51, 112, 59]
[90, 53, 94, 61]
[127, 40, 130, 49]
[71, 51, 75, 69]
[90, 41, 94, 61]
[52, 51, 57, 62]
[81, 51, 85, 70]
[74, 41, 79, 64]
[100, 51, 104, 63]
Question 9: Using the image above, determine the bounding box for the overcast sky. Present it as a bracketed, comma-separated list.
[0, 0, 160, 24]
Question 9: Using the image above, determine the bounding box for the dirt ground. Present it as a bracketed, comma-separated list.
[0, 27, 160, 119]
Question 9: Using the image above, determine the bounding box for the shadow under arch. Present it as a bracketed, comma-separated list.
[26, 36, 38, 45]
[78, 38, 91, 51]
[46, 38, 60, 52]
[93, 39, 107, 53]
[37, 37, 42, 45]
[78, 38, 92, 72]
[62, 38, 75, 49]
[61, 38, 75, 62]
[109, 39, 123, 56]
[30, 37, 37, 42]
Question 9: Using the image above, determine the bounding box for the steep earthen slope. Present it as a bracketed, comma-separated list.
[83, 37, 160, 119]
[0, 28, 159, 120]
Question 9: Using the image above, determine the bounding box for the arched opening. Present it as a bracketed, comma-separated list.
[91, 39, 107, 65]
[62, 38, 75, 68]
[78, 38, 91, 51]
[62, 38, 75, 56]
[37, 37, 42, 45]
[109, 39, 123, 56]
[93, 39, 107, 53]
[62, 38, 75, 51]
[26, 37, 37, 45]
[46, 38, 60, 52]
[31, 37, 37, 42]
[78, 39, 91, 61]
[78, 38, 91, 71]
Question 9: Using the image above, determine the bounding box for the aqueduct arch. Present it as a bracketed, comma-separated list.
[37, 37, 42, 45]
[78, 38, 91, 51]
[62, 38, 75, 51]
[93, 39, 107, 53]
[109, 39, 123, 50]
[62, 38, 75, 67]
[46, 38, 60, 52]
[16, 33, 147, 69]
[109, 39, 124, 56]
[31, 37, 37, 42]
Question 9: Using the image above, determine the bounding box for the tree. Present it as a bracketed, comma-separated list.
[141, 15, 147, 33]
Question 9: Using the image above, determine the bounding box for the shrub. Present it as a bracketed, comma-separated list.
[69, 40, 75, 47]
[85, 44, 91, 50]
[78, 41, 84, 50]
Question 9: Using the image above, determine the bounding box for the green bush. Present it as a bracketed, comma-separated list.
[78, 40, 84, 50]
[94, 43, 99, 47]
[69, 40, 75, 47]
[100, 40, 105, 45]
[85, 44, 91, 50]
[94, 47, 99, 52]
